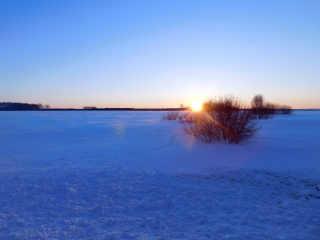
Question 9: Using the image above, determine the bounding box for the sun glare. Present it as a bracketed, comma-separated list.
[191, 100, 202, 111]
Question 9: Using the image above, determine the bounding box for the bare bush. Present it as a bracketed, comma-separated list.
[181, 112, 221, 143]
[181, 95, 260, 144]
[162, 111, 181, 120]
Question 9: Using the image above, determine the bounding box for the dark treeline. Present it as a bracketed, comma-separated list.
[0, 103, 187, 111]
[82, 108, 189, 111]
[0, 102, 51, 111]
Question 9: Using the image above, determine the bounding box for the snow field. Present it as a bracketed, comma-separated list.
[0, 110, 320, 239]
[1, 167, 320, 239]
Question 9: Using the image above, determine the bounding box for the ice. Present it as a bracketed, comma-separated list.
[0, 111, 320, 239]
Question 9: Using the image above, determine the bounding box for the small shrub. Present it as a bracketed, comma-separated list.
[162, 111, 181, 120]
[181, 95, 260, 144]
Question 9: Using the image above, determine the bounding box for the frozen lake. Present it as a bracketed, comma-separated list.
[0, 110, 319, 239]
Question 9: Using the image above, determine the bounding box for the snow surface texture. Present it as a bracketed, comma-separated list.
[0, 111, 320, 239]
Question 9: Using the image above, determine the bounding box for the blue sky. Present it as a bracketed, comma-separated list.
[1, 0, 319, 108]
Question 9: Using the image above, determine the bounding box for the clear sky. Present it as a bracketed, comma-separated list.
[1, 0, 319, 109]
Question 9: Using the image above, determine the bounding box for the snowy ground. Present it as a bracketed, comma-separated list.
[0, 111, 320, 239]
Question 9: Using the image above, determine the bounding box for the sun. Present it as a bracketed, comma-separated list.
[191, 100, 202, 111]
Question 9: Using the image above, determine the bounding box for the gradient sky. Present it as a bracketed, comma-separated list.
[1, 0, 319, 108]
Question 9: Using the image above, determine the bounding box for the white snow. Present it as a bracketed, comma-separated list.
[0, 110, 320, 239]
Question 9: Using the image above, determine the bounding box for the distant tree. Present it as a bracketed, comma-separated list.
[251, 95, 292, 118]
[83, 106, 97, 110]
[251, 94, 264, 109]
[180, 104, 184, 108]
[251, 94, 266, 118]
